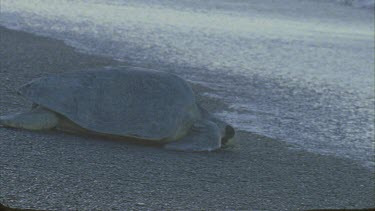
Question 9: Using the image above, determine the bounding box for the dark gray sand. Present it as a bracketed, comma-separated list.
[0, 26, 374, 210]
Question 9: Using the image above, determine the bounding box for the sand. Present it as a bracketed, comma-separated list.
[0, 26, 374, 210]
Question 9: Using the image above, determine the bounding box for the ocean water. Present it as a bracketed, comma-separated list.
[1, 0, 374, 169]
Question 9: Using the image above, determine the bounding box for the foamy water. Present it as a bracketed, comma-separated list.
[1, 0, 374, 169]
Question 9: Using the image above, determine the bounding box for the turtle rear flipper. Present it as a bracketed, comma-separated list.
[0, 107, 59, 130]
[164, 120, 221, 152]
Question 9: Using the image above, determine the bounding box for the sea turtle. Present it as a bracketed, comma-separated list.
[0, 66, 235, 151]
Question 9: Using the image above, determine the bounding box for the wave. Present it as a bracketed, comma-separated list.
[333, 0, 374, 9]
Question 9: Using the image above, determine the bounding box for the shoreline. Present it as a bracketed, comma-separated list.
[0, 26, 374, 210]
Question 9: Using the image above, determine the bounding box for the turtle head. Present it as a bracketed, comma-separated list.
[221, 124, 235, 147]
[207, 115, 235, 148]
[197, 105, 236, 148]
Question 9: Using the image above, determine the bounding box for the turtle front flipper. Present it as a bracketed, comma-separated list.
[0, 107, 59, 130]
[164, 120, 221, 152]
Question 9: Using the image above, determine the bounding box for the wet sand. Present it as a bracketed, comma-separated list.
[0, 26, 374, 210]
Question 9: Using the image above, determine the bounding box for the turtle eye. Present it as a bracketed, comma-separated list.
[221, 138, 228, 145]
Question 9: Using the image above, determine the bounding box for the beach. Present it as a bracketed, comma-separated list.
[0, 26, 374, 210]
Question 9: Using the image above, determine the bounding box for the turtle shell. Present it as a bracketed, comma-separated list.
[18, 67, 200, 141]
